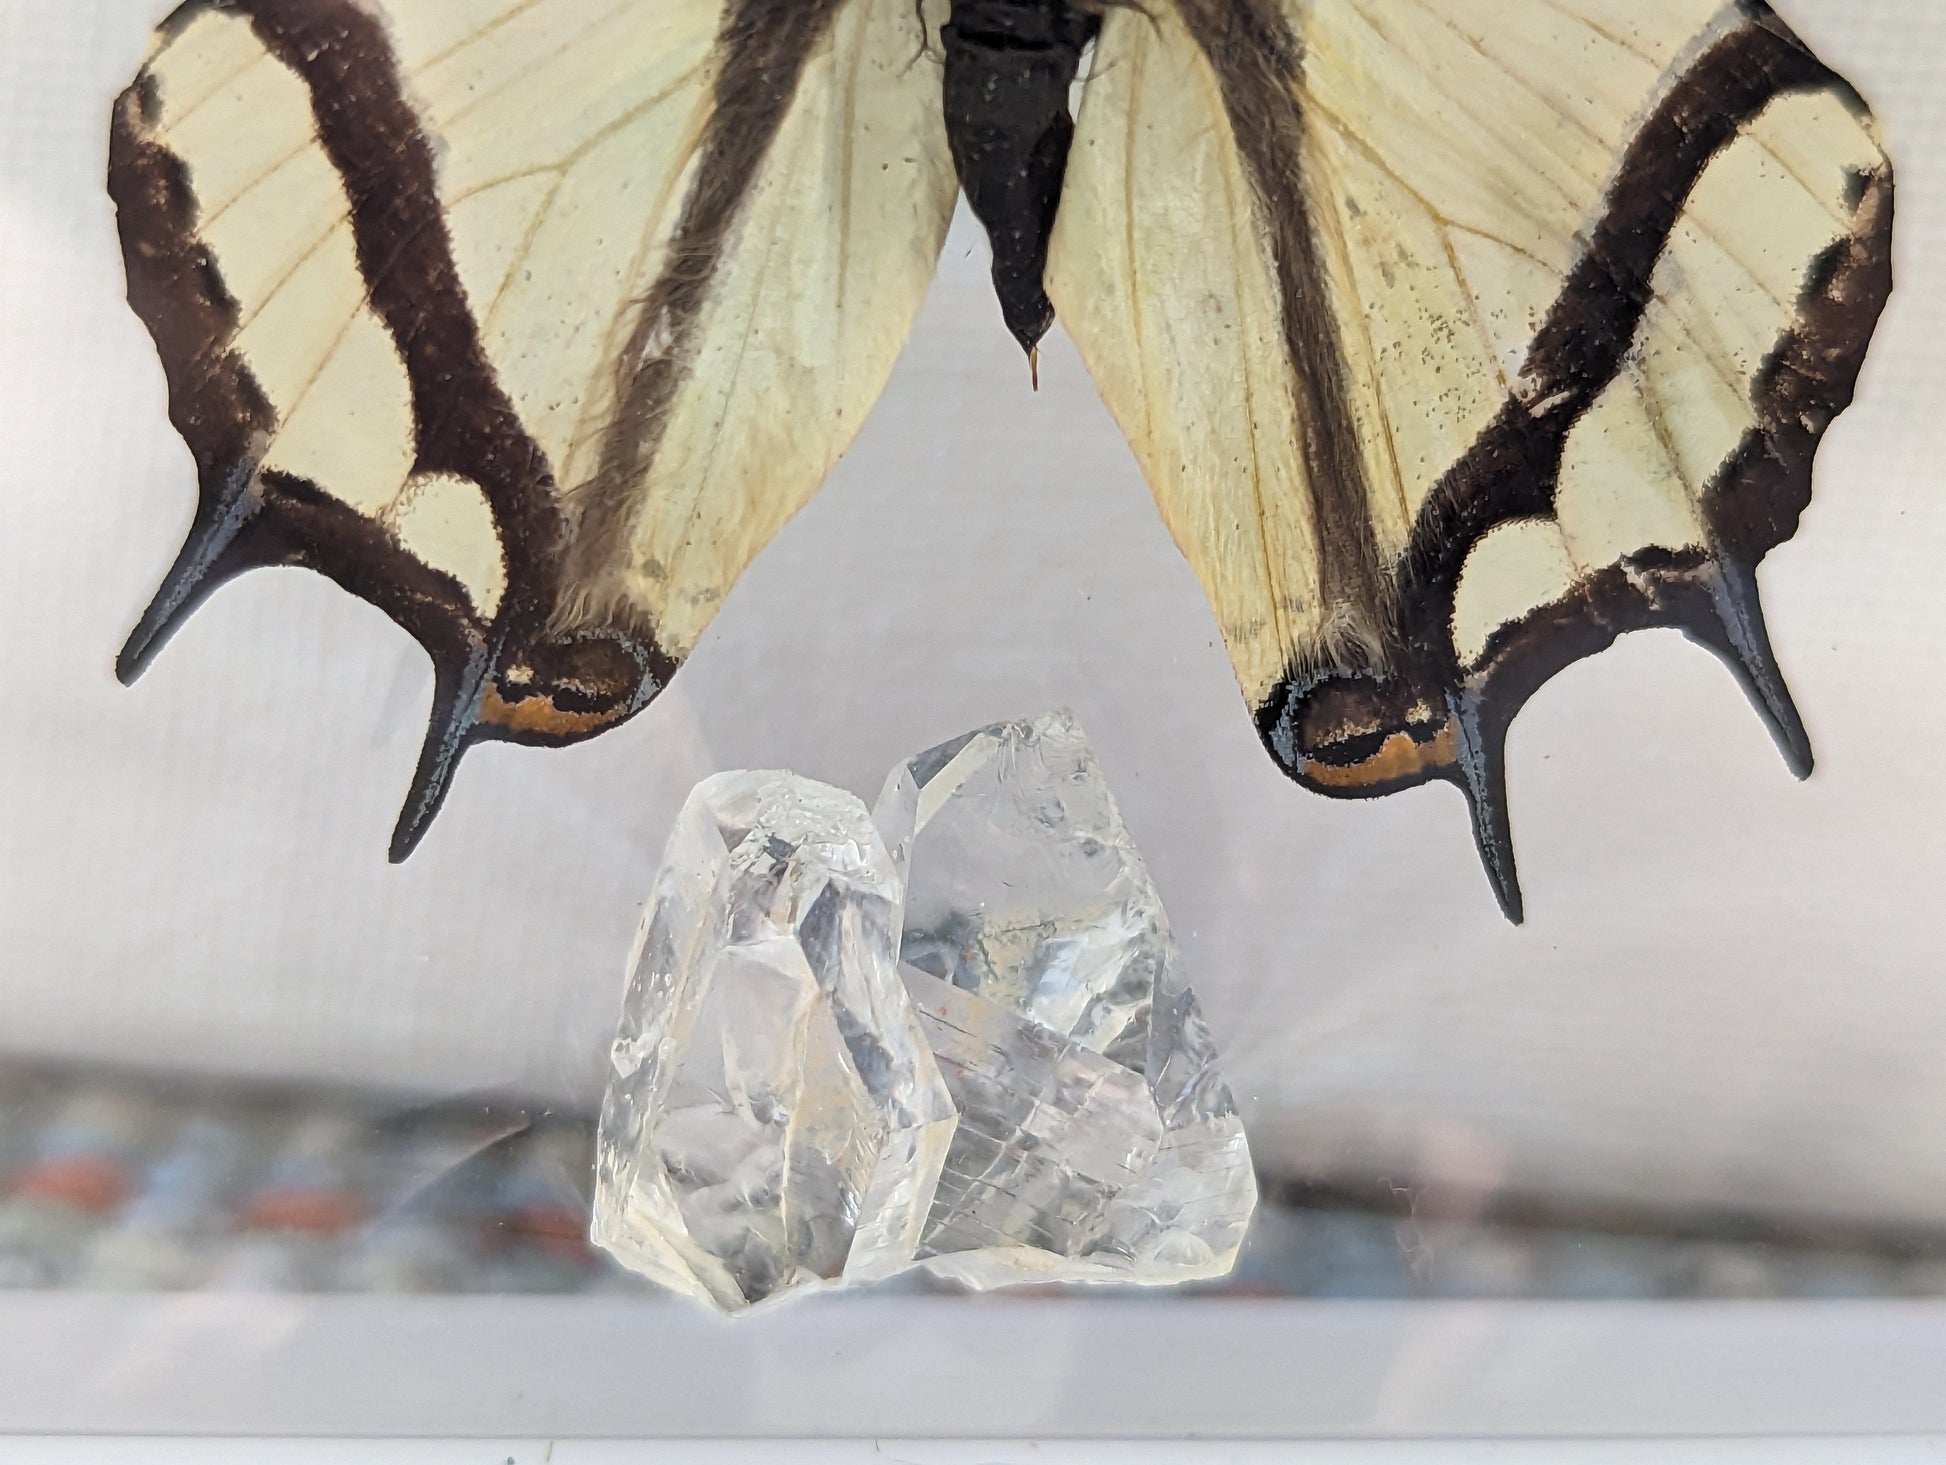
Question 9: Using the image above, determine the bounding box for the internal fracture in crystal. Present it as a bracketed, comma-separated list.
[592, 771, 955, 1313]
[877, 712, 1256, 1287]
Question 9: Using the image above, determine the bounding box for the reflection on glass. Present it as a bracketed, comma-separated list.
[1, 1057, 1939, 1301]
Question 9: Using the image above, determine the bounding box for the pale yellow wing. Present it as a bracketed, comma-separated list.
[113, 0, 957, 852]
[1047, 0, 1892, 918]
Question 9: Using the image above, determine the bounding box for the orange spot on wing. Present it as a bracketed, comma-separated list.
[1302, 723, 1458, 790]
[480, 685, 624, 740]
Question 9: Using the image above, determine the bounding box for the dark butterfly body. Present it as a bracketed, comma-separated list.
[940, 0, 1099, 355]
[108, 0, 1894, 918]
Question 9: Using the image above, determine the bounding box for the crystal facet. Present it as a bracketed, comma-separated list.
[876, 712, 1256, 1286]
[592, 771, 956, 1313]
[594, 717, 1254, 1313]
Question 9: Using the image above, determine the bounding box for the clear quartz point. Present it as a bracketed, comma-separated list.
[592, 771, 956, 1313]
[874, 711, 1256, 1287]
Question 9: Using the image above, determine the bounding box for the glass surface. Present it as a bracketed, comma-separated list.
[0, 0, 1944, 1441]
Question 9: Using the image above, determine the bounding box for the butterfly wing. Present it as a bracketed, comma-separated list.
[1046, 0, 1893, 919]
[111, 0, 958, 855]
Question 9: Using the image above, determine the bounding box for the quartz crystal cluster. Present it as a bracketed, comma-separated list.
[594, 713, 1255, 1313]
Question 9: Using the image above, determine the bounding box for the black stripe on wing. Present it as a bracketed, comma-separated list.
[563, 0, 849, 628]
[1175, 0, 1390, 670]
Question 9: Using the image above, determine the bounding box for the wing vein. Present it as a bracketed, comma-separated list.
[439, 6, 633, 130]
[1533, 0, 1655, 63]
[834, 18, 872, 370]
[157, 48, 271, 131]
[1398, 0, 1607, 159]
[1353, 0, 1583, 227]
[478, 173, 568, 329]
[1304, 101, 1543, 265]
[226, 221, 351, 339]
[1206, 66, 1293, 665]
[415, 0, 553, 74]
[1121, 27, 1155, 452]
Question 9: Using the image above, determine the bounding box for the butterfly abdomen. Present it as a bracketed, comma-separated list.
[941, 0, 1098, 356]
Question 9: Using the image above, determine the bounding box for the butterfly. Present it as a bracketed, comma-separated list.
[109, 0, 1892, 920]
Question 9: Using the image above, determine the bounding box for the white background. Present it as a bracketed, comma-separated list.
[6, 1293, 1946, 1439]
[9, 1441, 1946, 1464]
[0, 0, 1943, 1232]
[8, 1442, 1946, 1465]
